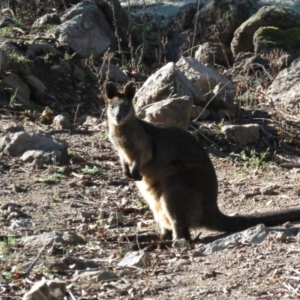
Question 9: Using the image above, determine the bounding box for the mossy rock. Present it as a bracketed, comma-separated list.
[253, 26, 300, 53]
[231, 6, 300, 57]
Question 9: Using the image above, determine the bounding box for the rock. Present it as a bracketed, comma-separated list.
[167, 2, 200, 38]
[82, 116, 99, 126]
[134, 62, 203, 117]
[118, 250, 151, 268]
[193, 0, 259, 46]
[62, 256, 99, 270]
[98, 62, 128, 83]
[107, 212, 125, 225]
[23, 279, 66, 300]
[222, 124, 260, 145]
[74, 270, 119, 282]
[72, 66, 86, 81]
[21, 150, 59, 163]
[23, 74, 47, 103]
[52, 115, 72, 130]
[96, 0, 129, 47]
[0, 131, 68, 162]
[232, 53, 270, 74]
[194, 42, 232, 67]
[172, 239, 189, 249]
[53, 1, 117, 58]
[0, 50, 10, 77]
[27, 43, 62, 59]
[267, 57, 300, 107]
[0, 16, 16, 28]
[50, 60, 72, 75]
[174, 259, 191, 266]
[144, 96, 192, 130]
[33, 13, 61, 26]
[0, 41, 19, 55]
[165, 30, 199, 63]
[4, 124, 25, 133]
[190, 105, 210, 120]
[200, 224, 268, 256]
[10, 218, 32, 229]
[176, 56, 235, 108]
[253, 26, 300, 55]
[231, 6, 300, 57]
[1, 73, 31, 106]
[22, 231, 85, 248]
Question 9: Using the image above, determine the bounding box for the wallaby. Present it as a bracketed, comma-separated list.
[106, 81, 300, 242]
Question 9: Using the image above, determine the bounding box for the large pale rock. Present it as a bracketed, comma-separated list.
[53, 2, 117, 58]
[0, 131, 68, 161]
[176, 56, 235, 108]
[23, 279, 66, 300]
[1, 73, 31, 106]
[231, 6, 300, 57]
[193, 0, 259, 46]
[222, 124, 260, 145]
[134, 62, 203, 116]
[267, 57, 300, 107]
[144, 96, 192, 130]
[0, 50, 10, 76]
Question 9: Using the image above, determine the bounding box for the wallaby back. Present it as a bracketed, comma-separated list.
[106, 82, 300, 242]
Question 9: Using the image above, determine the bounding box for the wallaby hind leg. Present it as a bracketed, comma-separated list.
[161, 228, 172, 240]
[171, 221, 191, 242]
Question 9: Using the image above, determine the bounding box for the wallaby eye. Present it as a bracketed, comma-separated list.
[110, 104, 115, 109]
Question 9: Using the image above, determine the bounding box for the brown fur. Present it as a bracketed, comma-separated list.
[106, 82, 300, 242]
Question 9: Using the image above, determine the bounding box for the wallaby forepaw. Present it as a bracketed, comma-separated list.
[131, 170, 143, 181]
[124, 169, 142, 181]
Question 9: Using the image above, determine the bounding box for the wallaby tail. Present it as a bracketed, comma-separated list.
[208, 208, 300, 232]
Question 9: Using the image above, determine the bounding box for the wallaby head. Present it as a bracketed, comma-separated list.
[106, 82, 136, 126]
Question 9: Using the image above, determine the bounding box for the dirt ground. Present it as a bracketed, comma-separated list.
[1, 118, 300, 300]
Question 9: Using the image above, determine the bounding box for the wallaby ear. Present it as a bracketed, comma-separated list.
[105, 82, 119, 99]
[124, 82, 136, 101]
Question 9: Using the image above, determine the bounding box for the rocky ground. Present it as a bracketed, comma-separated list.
[1, 116, 300, 299]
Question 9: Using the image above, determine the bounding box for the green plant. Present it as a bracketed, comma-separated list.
[134, 199, 147, 209]
[0, 27, 13, 37]
[9, 88, 18, 107]
[9, 51, 31, 64]
[64, 52, 76, 61]
[52, 190, 61, 201]
[231, 149, 270, 168]
[92, 131, 108, 140]
[38, 174, 61, 184]
[82, 165, 99, 175]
